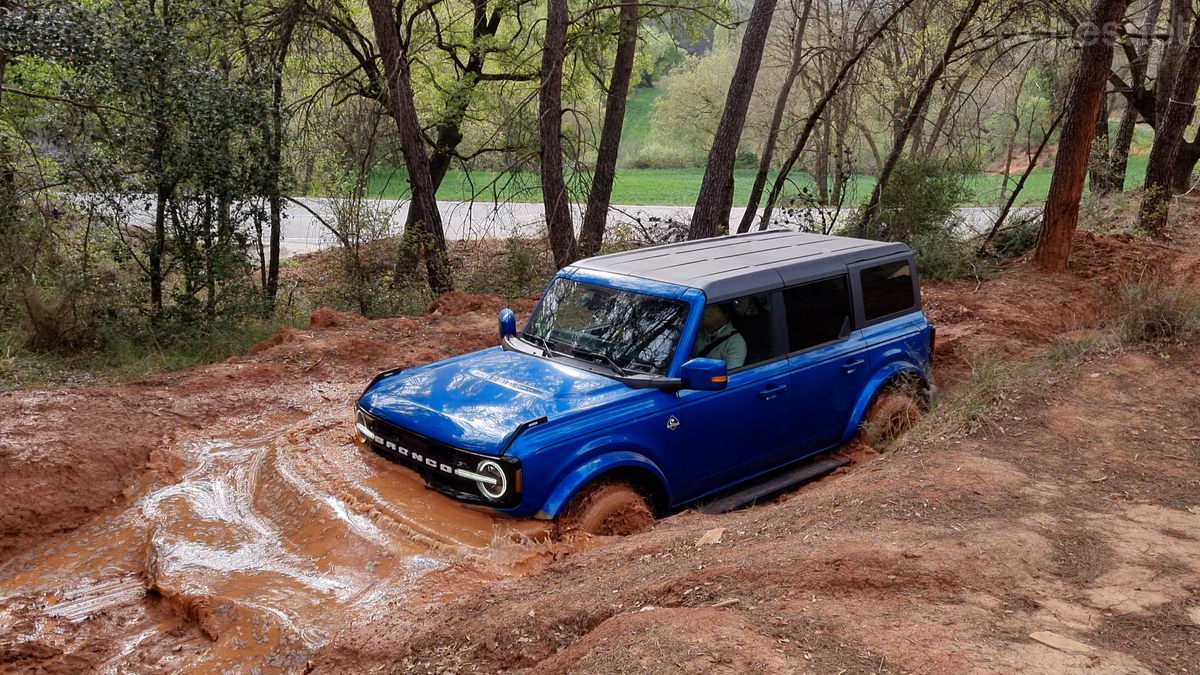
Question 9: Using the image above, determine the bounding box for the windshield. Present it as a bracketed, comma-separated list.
[523, 278, 689, 376]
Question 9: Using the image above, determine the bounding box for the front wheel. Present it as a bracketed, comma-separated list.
[557, 479, 654, 537]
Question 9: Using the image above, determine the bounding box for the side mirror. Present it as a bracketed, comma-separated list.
[499, 308, 517, 337]
[680, 358, 728, 391]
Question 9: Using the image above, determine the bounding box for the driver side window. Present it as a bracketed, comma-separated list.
[692, 293, 775, 371]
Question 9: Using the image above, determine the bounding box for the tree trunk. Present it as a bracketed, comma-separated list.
[366, 0, 454, 293]
[688, 0, 780, 240]
[264, 0, 304, 308]
[539, 0, 579, 268]
[1171, 138, 1200, 191]
[815, 121, 831, 204]
[393, 125, 459, 282]
[1109, 0, 1162, 191]
[579, 0, 639, 258]
[922, 72, 968, 157]
[1088, 94, 1112, 195]
[977, 108, 1064, 257]
[1155, 0, 1190, 124]
[736, 0, 813, 234]
[754, 0, 915, 230]
[1141, 10, 1200, 236]
[1035, 0, 1129, 270]
[1109, 98, 1138, 192]
[393, 0, 505, 281]
[855, 0, 983, 238]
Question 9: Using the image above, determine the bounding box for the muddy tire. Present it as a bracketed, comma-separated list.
[557, 480, 654, 537]
[858, 390, 921, 446]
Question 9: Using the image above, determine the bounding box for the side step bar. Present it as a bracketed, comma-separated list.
[697, 455, 849, 515]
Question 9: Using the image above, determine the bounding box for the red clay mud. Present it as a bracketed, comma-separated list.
[3, 228, 1199, 672]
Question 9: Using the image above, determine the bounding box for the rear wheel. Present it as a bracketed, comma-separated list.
[557, 479, 654, 537]
[859, 390, 921, 446]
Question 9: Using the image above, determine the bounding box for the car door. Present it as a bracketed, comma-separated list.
[784, 275, 870, 452]
[677, 292, 796, 498]
[849, 256, 926, 374]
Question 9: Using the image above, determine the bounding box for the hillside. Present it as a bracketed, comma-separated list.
[0, 223, 1198, 673]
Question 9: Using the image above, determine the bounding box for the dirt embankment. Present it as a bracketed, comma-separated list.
[0, 294, 535, 563]
[309, 230, 1200, 673]
[2, 227, 1198, 673]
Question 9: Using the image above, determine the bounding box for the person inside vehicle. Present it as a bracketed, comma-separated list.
[693, 303, 746, 369]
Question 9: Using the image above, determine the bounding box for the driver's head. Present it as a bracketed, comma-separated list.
[580, 289, 611, 311]
[701, 304, 731, 333]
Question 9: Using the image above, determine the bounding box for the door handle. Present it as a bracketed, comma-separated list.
[841, 359, 866, 373]
[758, 383, 788, 400]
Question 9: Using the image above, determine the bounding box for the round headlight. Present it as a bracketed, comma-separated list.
[476, 459, 507, 500]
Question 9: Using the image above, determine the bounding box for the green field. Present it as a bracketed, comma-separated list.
[366, 99, 1152, 207]
[366, 152, 1149, 208]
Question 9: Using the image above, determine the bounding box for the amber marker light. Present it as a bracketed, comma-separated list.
[711, 376, 728, 383]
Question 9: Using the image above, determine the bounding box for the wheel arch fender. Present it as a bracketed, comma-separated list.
[840, 361, 928, 443]
[536, 451, 671, 520]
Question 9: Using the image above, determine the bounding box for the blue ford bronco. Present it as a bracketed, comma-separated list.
[356, 231, 934, 535]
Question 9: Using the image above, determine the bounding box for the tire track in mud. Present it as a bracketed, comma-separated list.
[0, 405, 554, 672]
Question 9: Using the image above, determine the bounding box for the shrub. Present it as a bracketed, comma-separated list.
[1108, 278, 1200, 345]
[631, 141, 704, 169]
[987, 214, 1040, 259]
[605, 216, 690, 250]
[909, 227, 977, 281]
[867, 158, 970, 242]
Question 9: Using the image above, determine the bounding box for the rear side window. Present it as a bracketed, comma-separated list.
[861, 260, 915, 321]
[783, 276, 851, 352]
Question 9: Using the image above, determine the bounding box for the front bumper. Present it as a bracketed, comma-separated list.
[355, 406, 522, 508]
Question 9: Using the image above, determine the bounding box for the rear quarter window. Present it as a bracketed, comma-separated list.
[860, 260, 915, 321]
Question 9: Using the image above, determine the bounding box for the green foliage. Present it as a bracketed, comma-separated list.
[869, 158, 970, 242]
[908, 228, 976, 281]
[455, 237, 557, 299]
[0, 318, 278, 390]
[637, 44, 737, 167]
[987, 217, 1040, 258]
[2, 0, 278, 358]
[734, 149, 757, 169]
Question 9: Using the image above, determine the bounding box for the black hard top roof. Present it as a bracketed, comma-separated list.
[571, 230, 910, 302]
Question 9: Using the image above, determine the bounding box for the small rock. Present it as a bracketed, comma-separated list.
[696, 527, 726, 547]
[1029, 631, 1093, 654]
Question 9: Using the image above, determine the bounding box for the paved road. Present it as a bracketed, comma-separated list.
[280, 198, 1038, 258]
[69, 194, 1039, 258]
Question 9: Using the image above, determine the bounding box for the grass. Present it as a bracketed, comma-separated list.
[1108, 276, 1200, 345]
[620, 87, 663, 150]
[364, 152, 1150, 208]
[0, 320, 280, 391]
[898, 277, 1200, 449]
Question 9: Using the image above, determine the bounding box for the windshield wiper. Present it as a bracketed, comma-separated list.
[522, 333, 567, 360]
[569, 346, 628, 377]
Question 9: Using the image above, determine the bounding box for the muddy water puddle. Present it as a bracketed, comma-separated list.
[0, 413, 551, 672]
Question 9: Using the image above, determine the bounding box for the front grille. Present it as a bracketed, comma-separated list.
[357, 407, 521, 507]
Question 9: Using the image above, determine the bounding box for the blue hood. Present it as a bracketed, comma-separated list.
[359, 348, 635, 453]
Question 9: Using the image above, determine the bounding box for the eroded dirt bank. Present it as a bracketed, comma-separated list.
[1, 230, 1197, 672]
[314, 347, 1200, 673]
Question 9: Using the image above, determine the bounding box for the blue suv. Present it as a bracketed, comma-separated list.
[356, 231, 934, 534]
